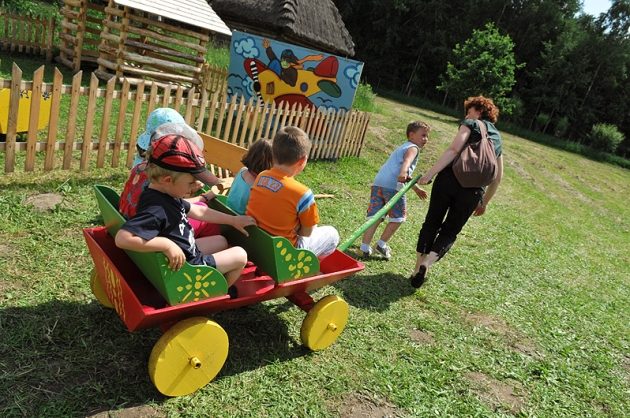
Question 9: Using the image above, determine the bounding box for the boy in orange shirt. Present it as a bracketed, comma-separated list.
[247, 126, 339, 258]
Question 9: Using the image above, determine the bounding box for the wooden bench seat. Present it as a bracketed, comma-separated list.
[199, 132, 246, 195]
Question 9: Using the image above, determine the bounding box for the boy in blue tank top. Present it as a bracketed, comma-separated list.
[360, 121, 430, 259]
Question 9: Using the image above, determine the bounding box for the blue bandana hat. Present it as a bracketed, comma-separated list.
[134, 108, 185, 166]
[153, 122, 203, 151]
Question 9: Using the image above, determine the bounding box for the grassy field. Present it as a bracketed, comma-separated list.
[0, 95, 628, 417]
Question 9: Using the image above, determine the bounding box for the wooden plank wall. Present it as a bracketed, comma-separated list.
[96, 0, 208, 86]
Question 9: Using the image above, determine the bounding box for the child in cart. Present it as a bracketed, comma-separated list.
[115, 134, 256, 287]
[119, 108, 221, 238]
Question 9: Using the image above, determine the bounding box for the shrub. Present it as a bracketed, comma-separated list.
[554, 116, 569, 138]
[534, 113, 550, 132]
[587, 123, 624, 153]
[499, 96, 524, 123]
[1, 0, 58, 17]
[353, 82, 377, 112]
[205, 41, 230, 69]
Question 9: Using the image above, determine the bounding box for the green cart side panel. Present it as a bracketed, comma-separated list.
[93, 185, 228, 304]
[211, 196, 319, 283]
[94, 185, 123, 237]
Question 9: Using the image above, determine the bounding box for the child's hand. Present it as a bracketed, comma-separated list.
[397, 174, 410, 183]
[184, 181, 206, 199]
[192, 181, 204, 194]
[414, 187, 428, 200]
[164, 242, 186, 271]
[232, 215, 256, 236]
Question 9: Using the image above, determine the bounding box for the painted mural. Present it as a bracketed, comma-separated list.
[227, 31, 364, 111]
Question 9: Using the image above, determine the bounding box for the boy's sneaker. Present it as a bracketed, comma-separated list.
[360, 247, 373, 259]
[375, 243, 392, 260]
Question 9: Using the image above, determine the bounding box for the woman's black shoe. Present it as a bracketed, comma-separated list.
[410, 265, 427, 288]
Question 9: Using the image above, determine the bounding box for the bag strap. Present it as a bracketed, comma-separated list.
[476, 119, 488, 140]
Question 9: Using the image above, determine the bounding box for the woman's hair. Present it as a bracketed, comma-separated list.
[242, 139, 273, 175]
[464, 96, 499, 123]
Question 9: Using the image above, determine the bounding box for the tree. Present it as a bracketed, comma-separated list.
[438, 22, 522, 114]
[599, 0, 630, 38]
[527, 12, 629, 144]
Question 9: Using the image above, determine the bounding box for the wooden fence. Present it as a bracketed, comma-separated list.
[0, 64, 370, 174]
[0, 11, 55, 61]
[200, 63, 228, 97]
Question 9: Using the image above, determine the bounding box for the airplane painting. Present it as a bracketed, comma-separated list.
[227, 31, 364, 111]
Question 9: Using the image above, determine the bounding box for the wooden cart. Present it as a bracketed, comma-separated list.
[83, 185, 363, 396]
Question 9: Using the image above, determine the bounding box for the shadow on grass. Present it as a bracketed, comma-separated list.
[335, 272, 415, 312]
[0, 300, 306, 417]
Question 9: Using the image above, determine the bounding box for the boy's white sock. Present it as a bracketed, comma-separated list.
[377, 240, 388, 248]
[360, 243, 371, 252]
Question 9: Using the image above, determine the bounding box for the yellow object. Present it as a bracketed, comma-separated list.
[90, 268, 114, 309]
[0, 88, 52, 134]
[148, 317, 229, 397]
[300, 295, 349, 351]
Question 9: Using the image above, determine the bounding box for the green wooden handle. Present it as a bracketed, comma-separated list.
[338, 173, 424, 252]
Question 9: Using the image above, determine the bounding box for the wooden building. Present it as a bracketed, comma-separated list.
[59, 0, 231, 86]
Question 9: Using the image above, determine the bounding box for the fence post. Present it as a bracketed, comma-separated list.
[4, 64, 22, 173]
[96, 76, 117, 168]
[199, 62, 209, 93]
[112, 78, 130, 168]
[25, 65, 45, 171]
[44, 68, 64, 171]
[127, 81, 145, 168]
[63, 70, 83, 169]
[80, 73, 99, 170]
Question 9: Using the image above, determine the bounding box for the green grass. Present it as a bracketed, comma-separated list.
[1, 99, 629, 416]
[1, 54, 78, 82]
[205, 40, 231, 70]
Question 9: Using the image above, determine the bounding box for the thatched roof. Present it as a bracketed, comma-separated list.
[209, 0, 355, 56]
[115, 0, 231, 36]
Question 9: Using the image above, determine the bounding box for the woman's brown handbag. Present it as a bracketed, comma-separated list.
[452, 120, 497, 188]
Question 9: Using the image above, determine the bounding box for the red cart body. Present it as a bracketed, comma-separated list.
[84, 226, 364, 332]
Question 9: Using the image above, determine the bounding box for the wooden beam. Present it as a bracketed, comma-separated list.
[122, 51, 200, 73]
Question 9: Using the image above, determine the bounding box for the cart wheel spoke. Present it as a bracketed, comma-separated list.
[148, 317, 229, 397]
[300, 295, 349, 351]
[90, 268, 113, 308]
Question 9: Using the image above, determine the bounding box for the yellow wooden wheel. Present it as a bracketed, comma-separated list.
[300, 295, 349, 351]
[148, 317, 229, 397]
[90, 268, 113, 308]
